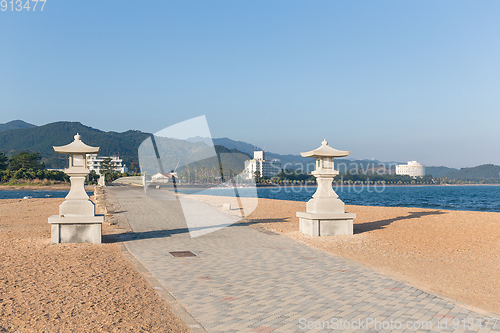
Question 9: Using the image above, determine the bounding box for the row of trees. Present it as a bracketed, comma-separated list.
[0, 168, 68, 183]
[0, 151, 68, 184]
[337, 172, 435, 185]
[0, 151, 141, 185]
[0, 151, 45, 171]
[253, 168, 438, 185]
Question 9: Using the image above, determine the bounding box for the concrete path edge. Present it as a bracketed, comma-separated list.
[118, 242, 208, 333]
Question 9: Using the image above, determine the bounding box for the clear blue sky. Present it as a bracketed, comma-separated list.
[1, 1, 499, 168]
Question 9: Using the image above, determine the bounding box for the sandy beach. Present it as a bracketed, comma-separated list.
[0, 197, 188, 333]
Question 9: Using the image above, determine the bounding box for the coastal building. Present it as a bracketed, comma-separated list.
[151, 172, 178, 183]
[151, 173, 172, 183]
[243, 151, 282, 180]
[86, 154, 127, 174]
[396, 161, 425, 178]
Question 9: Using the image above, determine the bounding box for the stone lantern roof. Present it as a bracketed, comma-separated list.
[53, 133, 100, 154]
[300, 140, 350, 158]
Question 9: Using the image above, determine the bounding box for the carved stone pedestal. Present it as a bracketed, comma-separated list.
[48, 215, 103, 244]
[297, 212, 355, 236]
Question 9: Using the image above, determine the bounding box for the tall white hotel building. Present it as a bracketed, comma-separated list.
[395, 161, 425, 178]
[244, 151, 282, 179]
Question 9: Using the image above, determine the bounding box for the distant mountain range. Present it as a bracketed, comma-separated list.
[0, 120, 499, 181]
[430, 164, 500, 181]
[0, 121, 250, 170]
[0, 121, 150, 169]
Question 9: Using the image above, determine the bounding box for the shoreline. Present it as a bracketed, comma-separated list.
[1, 181, 498, 191]
[158, 186, 500, 214]
[4, 185, 499, 214]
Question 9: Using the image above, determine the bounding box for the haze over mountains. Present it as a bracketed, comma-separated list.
[0, 120, 499, 181]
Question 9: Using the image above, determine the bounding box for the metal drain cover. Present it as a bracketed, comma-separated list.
[169, 251, 197, 258]
[259, 228, 278, 235]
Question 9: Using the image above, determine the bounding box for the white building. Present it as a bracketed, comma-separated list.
[151, 173, 172, 183]
[244, 151, 281, 180]
[395, 161, 425, 178]
[151, 172, 178, 183]
[87, 154, 127, 174]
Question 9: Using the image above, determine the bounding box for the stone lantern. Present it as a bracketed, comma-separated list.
[48, 134, 104, 244]
[296, 140, 355, 236]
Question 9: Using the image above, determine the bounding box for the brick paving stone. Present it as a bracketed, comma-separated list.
[109, 185, 500, 333]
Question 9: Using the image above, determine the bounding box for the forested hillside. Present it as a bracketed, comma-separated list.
[0, 120, 36, 132]
[0, 122, 150, 168]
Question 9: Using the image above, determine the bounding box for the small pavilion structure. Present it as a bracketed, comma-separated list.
[296, 140, 356, 236]
[48, 134, 104, 244]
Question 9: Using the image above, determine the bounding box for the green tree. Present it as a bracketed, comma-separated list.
[129, 161, 138, 173]
[254, 171, 261, 183]
[86, 170, 99, 185]
[0, 152, 8, 170]
[8, 151, 44, 171]
[99, 157, 114, 175]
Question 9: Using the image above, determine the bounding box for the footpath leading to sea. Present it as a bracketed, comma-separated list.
[1, 184, 499, 332]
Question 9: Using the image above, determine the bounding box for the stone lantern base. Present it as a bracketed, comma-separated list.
[48, 215, 104, 244]
[296, 212, 356, 237]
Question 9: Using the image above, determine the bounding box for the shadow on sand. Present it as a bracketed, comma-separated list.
[354, 210, 447, 234]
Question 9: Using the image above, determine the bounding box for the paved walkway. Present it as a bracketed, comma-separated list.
[109, 185, 500, 333]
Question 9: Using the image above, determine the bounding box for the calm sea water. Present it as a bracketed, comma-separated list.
[2, 186, 499, 212]
[0, 190, 94, 200]
[176, 185, 500, 213]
